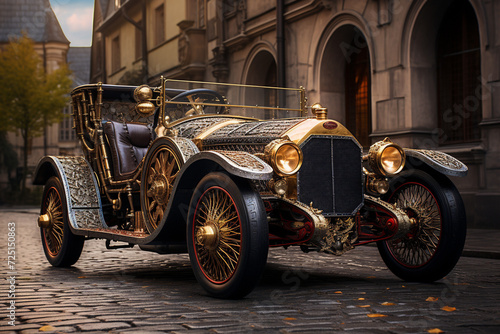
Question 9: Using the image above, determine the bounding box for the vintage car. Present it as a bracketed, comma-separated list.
[33, 78, 468, 298]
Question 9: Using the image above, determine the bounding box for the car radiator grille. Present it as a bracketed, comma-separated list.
[297, 136, 363, 217]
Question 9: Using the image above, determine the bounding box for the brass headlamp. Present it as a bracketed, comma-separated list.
[264, 139, 303, 176]
[368, 138, 405, 176]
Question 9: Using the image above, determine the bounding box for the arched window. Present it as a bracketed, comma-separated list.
[345, 34, 371, 147]
[437, 0, 481, 144]
[245, 50, 277, 119]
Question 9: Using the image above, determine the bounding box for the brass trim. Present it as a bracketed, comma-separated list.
[283, 119, 354, 146]
[194, 119, 247, 141]
[368, 138, 406, 176]
[264, 139, 303, 176]
[38, 213, 52, 229]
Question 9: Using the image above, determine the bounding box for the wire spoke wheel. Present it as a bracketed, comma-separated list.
[40, 176, 84, 267]
[386, 183, 441, 267]
[193, 187, 242, 283]
[41, 187, 65, 257]
[377, 170, 466, 282]
[141, 139, 183, 233]
[187, 172, 269, 298]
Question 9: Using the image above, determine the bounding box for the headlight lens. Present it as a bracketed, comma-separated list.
[381, 146, 404, 175]
[369, 138, 405, 176]
[265, 140, 303, 176]
[276, 145, 301, 175]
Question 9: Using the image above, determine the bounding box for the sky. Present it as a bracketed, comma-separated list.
[49, 0, 95, 46]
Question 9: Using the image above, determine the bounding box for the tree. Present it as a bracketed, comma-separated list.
[0, 34, 72, 191]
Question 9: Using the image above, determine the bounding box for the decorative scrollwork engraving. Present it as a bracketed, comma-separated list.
[214, 151, 267, 171]
[53, 156, 105, 229]
[171, 137, 200, 162]
[405, 149, 468, 177]
[173, 117, 231, 139]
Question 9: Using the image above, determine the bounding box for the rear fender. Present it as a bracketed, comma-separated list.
[33, 156, 106, 231]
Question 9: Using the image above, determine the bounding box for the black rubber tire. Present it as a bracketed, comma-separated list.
[377, 169, 466, 282]
[187, 172, 269, 298]
[40, 176, 85, 267]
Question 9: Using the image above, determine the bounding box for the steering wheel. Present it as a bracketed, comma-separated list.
[170, 89, 226, 117]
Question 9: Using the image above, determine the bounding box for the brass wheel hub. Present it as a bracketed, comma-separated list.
[38, 212, 53, 229]
[193, 187, 242, 283]
[388, 183, 441, 267]
[148, 174, 169, 205]
[196, 223, 219, 251]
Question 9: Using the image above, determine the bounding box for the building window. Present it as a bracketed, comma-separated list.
[345, 36, 372, 147]
[59, 105, 75, 142]
[111, 35, 121, 73]
[437, 0, 481, 144]
[155, 4, 165, 46]
[135, 20, 142, 60]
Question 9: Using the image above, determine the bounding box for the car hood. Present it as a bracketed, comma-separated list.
[170, 114, 355, 152]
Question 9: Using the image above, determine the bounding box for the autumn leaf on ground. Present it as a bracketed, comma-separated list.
[426, 297, 439, 302]
[39, 326, 56, 332]
[283, 317, 296, 321]
[367, 313, 387, 318]
[381, 302, 395, 306]
[334, 291, 342, 294]
[357, 305, 370, 308]
[427, 328, 444, 333]
[358, 298, 365, 301]
[441, 306, 456, 312]
[78, 276, 86, 279]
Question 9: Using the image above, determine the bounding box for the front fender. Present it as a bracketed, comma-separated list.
[32, 156, 106, 230]
[153, 150, 272, 243]
[404, 149, 468, 177]
[183, 151, 273, 181]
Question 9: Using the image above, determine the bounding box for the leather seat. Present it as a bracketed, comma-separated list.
[103, 121, 152, 181]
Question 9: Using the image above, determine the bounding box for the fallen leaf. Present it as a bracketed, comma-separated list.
[367, 313, 387, 318]
[358, 298, 365, 301]
[78, 276, 86, 279]
[441, 306, 456, 312]
[283, 317, 296, 321]
[142, 286, 149, 288]
[357, 305, 371, 308]
[334, 291, 342, 294]
[381, 302, 395, 306]
[427, 328, 444, 333]
[426, 297, 439, 302]
[39, 325, 56, 332]
[402, 285, 406, 288]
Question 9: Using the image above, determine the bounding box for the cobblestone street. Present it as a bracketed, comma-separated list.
[1, 208, 500, 333]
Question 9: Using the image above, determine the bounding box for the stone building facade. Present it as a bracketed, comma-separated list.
[90, 0, 499, 228]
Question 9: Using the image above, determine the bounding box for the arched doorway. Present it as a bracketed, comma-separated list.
[245, 50, 277, 119]
[436, 0, 481, 144]
[407, 0, 482, 147]
[319, 25, 372, 147]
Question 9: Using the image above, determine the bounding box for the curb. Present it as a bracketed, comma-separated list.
[462, 250, 500, 260]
